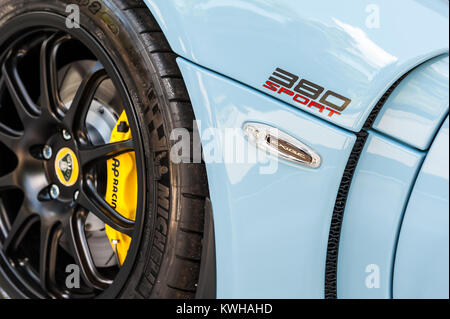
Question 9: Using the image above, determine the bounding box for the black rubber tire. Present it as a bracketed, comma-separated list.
[0, 0, 208, 299]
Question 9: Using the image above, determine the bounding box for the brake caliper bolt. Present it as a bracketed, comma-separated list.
[49, 184, 60, 200]
[42, 145, 53, 160]
[74, 190, 80, 201]
[62, 129, 72, 141]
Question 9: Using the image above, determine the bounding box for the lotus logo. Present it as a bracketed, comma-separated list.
[55, 148, 79, 187]
[59, 153, 73, 182]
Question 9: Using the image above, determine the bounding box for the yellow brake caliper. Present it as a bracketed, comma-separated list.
[105, 111, 137, 265]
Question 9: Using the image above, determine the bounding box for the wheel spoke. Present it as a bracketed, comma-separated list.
[0, 199, 11, 239]
[2, 207, 38, 253]
[0, 172, 17, 192]
[67, 210, 112, 290]
[39, 224, 63, 291]
[0, 122, 21, 151]
[78, 139, 134, 166]
[77, 183, 134, 237]
[2, 53, 40, 122]
[39, 34, 71, 120]
[63, 62, 107, 134]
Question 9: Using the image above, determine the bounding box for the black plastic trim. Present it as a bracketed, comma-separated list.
[324, 131, 368, 299]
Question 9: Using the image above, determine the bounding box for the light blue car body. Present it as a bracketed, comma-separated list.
[143, 0, 449, 298]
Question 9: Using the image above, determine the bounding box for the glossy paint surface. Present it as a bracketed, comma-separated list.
[144, 0, 449, 131]
[393, 117, 449, 299]
[337, 132, 424, 298]
[178, 58, 355, 298]
[373, 55, 449, 151]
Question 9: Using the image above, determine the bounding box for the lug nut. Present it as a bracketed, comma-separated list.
[73, 190, 80, 201]
[49, 184, 60, 200]
[42, 145, 53, 160]
[62, 129, 72, 141]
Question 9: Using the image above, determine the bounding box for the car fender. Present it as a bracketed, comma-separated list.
[143, 0, 448, 131]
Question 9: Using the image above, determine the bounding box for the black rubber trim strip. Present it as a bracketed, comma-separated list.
[324, 131, 368, 298]
[324, 70, 415, 299]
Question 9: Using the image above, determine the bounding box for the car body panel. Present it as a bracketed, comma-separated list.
[144, 0, 449, 132]
[138, 0, 449, 298]
[337, 132, 424, 298]
[373, 55, 449, 151]
[393, 117, 449, 299]
[178, 58, 355, 298]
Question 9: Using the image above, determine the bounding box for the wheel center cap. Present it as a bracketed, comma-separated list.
[54, 147, 79, 187]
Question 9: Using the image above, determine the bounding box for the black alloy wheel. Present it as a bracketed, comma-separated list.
[0, 14, 146, 299]
[0, 0, 210, 300]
